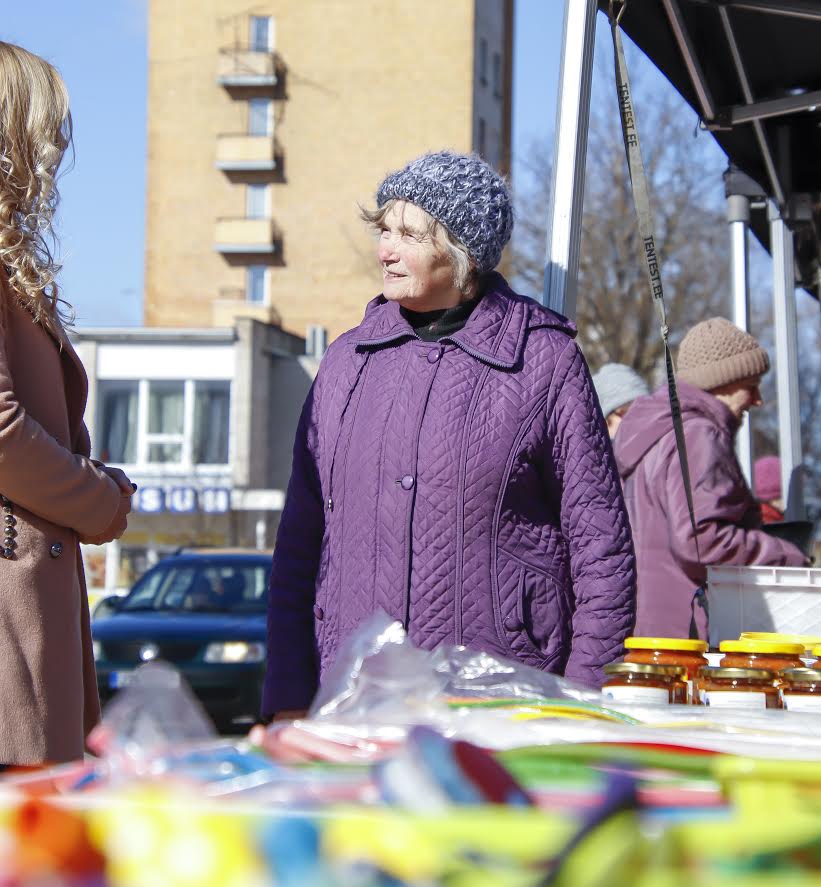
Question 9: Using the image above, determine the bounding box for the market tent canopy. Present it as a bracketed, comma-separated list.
[597, 0, 821, 298]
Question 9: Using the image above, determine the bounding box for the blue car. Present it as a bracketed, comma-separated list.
[92, 550, 272, 733]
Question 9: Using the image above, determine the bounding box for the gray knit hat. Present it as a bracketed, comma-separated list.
[376, 150, 513, 274]
[591, 363, 650, 418]
[677, 317, 769, 390]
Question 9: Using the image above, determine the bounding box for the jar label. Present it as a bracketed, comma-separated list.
[783, 694, 821, 713]
[702, 691, 767, 709]
[602, 685, 669, 705]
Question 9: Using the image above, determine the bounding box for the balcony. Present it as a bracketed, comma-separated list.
[217, 46, 282, 88]
[215, 133, 280, 172]
[214, 218, 281, 254]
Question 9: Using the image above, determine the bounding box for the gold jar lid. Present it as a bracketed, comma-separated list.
[701, 666, 776, 680]
[604, 662, 686, 677]
[781, 668, 821, 684]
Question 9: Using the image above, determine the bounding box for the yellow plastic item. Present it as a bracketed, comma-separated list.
[720, 639, 804, 655]
[740, 631, 821, 653]
[624, 637, 708, 652]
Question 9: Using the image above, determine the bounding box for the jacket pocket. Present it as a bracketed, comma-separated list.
[497, 552, 568, 668]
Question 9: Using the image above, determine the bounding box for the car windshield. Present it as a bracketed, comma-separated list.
[119, 560, 271, 614]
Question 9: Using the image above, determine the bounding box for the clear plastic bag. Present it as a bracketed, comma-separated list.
[87, 660, 217, 774]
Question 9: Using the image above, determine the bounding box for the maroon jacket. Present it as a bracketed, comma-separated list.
[615, 382, 805, 639]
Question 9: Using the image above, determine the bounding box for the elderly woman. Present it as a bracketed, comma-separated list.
[262, 151, 636, 718]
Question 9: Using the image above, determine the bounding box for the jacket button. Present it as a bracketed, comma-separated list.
[400, 475, 415, 490]
[427, 348, 441, 364]
[504, 615, 523, 632]
[313, 604, 325, 621]
[49, 542, 63, 558]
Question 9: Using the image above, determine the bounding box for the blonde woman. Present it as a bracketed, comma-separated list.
[0, 42, 134, 764]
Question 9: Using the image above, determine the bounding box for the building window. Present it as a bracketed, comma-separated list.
[147, 381, 185, 464]
[193, 382, 231, 465]
[98, 381, 138, 464]
[246, 183, 268, 219]
[249, 15, 272, 52]
[479, 38, 488, 86]
[478, 117, 486, 158]
[246, 265, 266, 304]
[96, 379, 231, 468]
[493, 52, 502, 98]
[248, 98, 272, 136]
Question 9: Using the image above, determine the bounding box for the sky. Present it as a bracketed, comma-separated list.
[0, 0, 571, 328]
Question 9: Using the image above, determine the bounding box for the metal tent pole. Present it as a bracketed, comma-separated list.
[768, 201, 805, 520]
[542, 0, 598, 318]
[727, 193, 753, 485]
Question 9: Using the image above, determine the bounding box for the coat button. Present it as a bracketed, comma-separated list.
[400, 475, 415, 490]
[49, 542, 63, 558]
[427, 348, 441, 363]
[313, 604, 325, 621]
[504, 615, 523, 632]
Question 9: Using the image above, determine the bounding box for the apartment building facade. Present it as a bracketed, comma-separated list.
[145, 0, 514, 341]
[74, 322, 315, 592]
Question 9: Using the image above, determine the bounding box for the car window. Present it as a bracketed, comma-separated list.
[194, 564, 269, 612]
[119, 560, 270, 613]
[120, 564, 197, 611]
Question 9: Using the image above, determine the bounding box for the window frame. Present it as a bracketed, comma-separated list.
[246, 265, 267, 304]
[247, 97, 273, 136]
[249, 15, 273, 52]
[245, 183, 269, 219]
[97, 378, 232, 474]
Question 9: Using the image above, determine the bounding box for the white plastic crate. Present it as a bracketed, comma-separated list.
[707, 565, 821, 646]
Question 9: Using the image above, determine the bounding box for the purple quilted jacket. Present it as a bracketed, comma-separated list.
[262, 274, 636, 715]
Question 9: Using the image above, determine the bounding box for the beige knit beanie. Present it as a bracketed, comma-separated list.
[677, 317, 770, 391]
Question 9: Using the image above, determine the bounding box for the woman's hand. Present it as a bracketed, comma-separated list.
[96, 465, 136, 496]
[79, 489, 133, 545]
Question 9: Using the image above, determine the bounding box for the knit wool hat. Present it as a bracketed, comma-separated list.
[376, 150, 513, 274]
[677, 317, 770, 390]
[591, 363, 650, 418]
[754, 455, 782, 502]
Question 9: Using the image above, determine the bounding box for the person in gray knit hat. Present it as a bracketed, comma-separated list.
[591, 363, 650, 439]
[613, 317, 807, 641]
[263, 150, 637, 718]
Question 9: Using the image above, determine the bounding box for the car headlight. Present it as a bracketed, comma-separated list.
[203, 641, 265, 664]
[92, 640, 103, 661]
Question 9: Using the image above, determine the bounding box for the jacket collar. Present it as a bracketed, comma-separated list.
[354, 272, 575, 369]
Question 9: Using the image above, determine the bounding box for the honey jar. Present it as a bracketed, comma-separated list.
[718, 640, 804, 679]
[740, 632, 821, 658]
[623, 637, 708, 703]
[698, 667, 780, 709]
[781, 668, 821, 713]
[602, 662, 687, 705]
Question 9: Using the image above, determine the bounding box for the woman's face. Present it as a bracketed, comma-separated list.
[377, 201, 460, 311]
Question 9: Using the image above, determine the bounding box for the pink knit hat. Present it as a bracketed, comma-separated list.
[754, 455, 781, 502]
[677, 317, 769, 391]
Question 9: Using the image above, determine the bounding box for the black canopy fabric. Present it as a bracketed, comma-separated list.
[597, 0, 821, 297]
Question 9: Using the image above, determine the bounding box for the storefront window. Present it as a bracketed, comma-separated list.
[97, 381, 138, 463]
[193, 381, 231, 465]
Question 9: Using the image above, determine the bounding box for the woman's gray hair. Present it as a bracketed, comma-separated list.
[360, 199, 478, 295]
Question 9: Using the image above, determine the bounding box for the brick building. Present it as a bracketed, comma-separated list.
[145, 0, 514, 341]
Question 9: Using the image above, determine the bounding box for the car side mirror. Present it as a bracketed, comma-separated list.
[93, 595, 123, 619]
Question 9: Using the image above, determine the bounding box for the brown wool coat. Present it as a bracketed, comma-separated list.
[0, 289, 121, 764]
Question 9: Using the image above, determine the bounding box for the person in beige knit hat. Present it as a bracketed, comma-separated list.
[613, 317, 807, 640]
[677, 316, 768, 422]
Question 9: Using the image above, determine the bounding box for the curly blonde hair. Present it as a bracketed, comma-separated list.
[0, 42, 73, 333]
